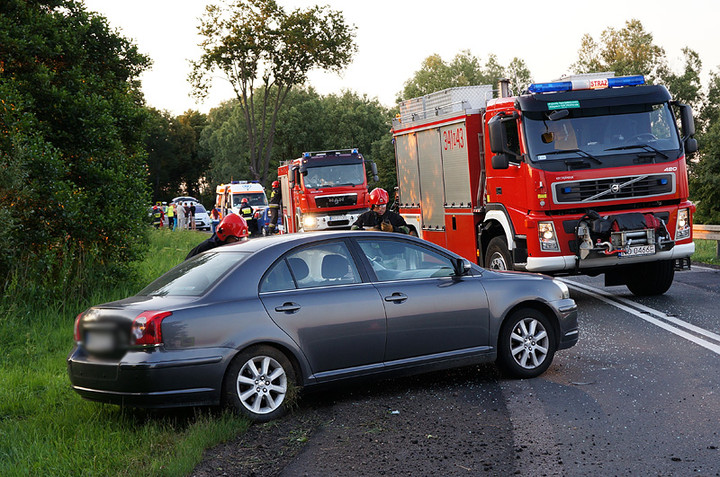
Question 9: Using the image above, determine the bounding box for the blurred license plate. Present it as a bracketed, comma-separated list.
[622, 244, 656, 257]
[85, 331, 114, 352]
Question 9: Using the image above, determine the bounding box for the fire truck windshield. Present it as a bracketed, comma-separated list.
[302, 163, 365, 189]
[524, 103, 681, 166]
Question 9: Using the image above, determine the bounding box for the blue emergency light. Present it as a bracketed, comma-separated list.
[528, 75, 645, 94]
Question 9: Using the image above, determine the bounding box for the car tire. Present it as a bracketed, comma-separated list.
[497, 308, 556, 379]
[485, 236, 512, 270]
[625, 260, 674, 296]
[224, 345, 296, 422]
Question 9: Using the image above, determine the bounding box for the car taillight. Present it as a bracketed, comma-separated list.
[131, 311, 172, 346]
[74, 312, 83, 341]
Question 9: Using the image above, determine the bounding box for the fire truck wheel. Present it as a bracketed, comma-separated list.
[485, 236, 513, 270]
[625, 260, 675, 296]
[497, 307, 556, 378]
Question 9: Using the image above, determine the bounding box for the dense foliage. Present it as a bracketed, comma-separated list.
[0, 0, 151, 300]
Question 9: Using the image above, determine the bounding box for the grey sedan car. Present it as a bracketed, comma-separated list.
[68, 231, 578, 422]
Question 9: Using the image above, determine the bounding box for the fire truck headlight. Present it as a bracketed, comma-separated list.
[538, 221, 560, 252]
[303, 215, 317, 229]
[675, 208, 691, 240]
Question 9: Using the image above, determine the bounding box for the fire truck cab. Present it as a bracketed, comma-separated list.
[278, 149, 378, 233]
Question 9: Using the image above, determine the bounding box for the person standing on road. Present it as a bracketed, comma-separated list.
[176, 201, 186, 230]
[239, 197, 257, 236]
[185, 213, 249, 260]
[268, 180, 281, 234]
[352, 188, 410, 234]
[189, 202, 197, 230]
[166, 202, 175, 230]
[210, 206, 220, 234]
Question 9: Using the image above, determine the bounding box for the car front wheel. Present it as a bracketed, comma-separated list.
[224, 345, 296, 422]
[497, 308, 556, 379]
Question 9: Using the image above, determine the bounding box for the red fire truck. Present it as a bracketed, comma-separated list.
[278, 149, 378, 233]
[392, 74, 698, 296]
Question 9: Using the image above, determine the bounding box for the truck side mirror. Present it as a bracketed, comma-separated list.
[488, 114, 507, 154]
[679, 103, 695, 138]
[370, 161, 379, 183]
[677, 104, 697, 154]
[491, 154, 510, 170]
[488, 112, 521, 162]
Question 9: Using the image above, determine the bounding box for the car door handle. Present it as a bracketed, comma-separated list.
[384, 293, 408, 303]
[275, 302, 301, 313]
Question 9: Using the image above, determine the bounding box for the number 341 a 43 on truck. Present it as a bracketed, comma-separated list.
[392, 74, 697, 296]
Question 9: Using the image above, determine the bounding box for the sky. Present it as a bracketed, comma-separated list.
[82, 0, 720, 116]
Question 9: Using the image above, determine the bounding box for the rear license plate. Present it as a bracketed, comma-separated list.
[622, 244, 656, 257]
[85, 331, 115, 352]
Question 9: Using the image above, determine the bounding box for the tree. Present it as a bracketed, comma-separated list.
[190, 0, 357, 184]
[398, 51, 532, 101]
[200, 88, 393, 192]
[572, 19, 666, 81]
[0, 0, 150, 299]
[689, 68, 720, 223]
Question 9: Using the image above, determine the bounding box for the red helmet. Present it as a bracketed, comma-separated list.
[216, 214, 249, 241]
[369, 188, 389, 208]
[241, 197, 248, 204]
[272, 180, 279, 188]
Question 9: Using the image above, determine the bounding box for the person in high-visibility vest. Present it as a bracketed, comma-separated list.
[268, 180, 281, 234]
[239, 197, 257, 236]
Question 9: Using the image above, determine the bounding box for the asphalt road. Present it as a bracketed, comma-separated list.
[194, 265, 720, 476]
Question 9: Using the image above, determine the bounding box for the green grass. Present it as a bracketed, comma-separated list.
[0, 229, 249, 476]
[692, 238, 720, 266]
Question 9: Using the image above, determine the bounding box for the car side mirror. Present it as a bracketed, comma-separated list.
[452, 258, 471, 276]
[370, 161, 379, 183]
[685, 137, 698, 154]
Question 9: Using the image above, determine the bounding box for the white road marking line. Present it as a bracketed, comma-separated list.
[559, 278, 720, 356]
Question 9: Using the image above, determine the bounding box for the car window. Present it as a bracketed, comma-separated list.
[260, 241, 361, 292]
[357, 239, 455, 281]
[194, 204, 207, 213]
[138, 251, 249, 296]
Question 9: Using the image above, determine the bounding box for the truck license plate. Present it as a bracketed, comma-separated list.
[85, 331, 115, 352]
[622, 244, 656, 257]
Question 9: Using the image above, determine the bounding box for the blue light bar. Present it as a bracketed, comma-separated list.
[529, 75, 646, 94]
[607, 75, 645, 87]
[303, 152, 311, 158]
[528, 81, 573, 94]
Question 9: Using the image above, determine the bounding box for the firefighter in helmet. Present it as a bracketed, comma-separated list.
[239, 197, 258, 236]
[185, 213, 249, 260]
[268, 180, 281, 234]
[352, 187, 410, 234]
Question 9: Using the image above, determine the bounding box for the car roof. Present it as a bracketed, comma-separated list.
[216, 230, 454, 256]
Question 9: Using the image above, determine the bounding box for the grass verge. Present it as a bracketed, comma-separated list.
[0, 228, 249, 476]
[692, 238, 720, 266]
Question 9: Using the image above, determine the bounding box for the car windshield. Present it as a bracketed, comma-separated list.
[524, 103, 680, 162]
[194, 203, 206, 213]
[233, 193, 267, 207]
[303, 163, 365, 189]
[137, 251, 249, 296]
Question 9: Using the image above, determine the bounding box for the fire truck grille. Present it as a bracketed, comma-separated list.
[553, 174, 674, 204]
[315, 194, 357, 208]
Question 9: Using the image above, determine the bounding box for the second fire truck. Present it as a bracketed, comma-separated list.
[278, 149, 378, 233]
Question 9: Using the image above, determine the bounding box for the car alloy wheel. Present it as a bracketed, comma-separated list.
[498, 308, 556, 378]
[225, 345, 295, 422]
